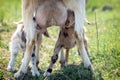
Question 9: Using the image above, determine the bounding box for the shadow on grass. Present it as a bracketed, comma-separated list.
[15, 68, 45, 80]
[0, 60, 104, 80]
[46, 63, 104, 80]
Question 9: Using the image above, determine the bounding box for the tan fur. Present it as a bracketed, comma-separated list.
[55, 10, 89, 67]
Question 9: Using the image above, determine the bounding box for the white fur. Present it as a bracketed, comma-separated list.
[63, 0, 92, 68]
[60, 48, 67, 67]
[7, 22, 41, 77]
[31, 57, 40, 76]
[7, 24, 25, 71]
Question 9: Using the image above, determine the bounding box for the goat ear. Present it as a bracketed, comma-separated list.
[43, 30, 50, 38]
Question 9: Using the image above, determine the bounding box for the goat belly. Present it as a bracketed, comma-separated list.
[36, 0, 67, 27]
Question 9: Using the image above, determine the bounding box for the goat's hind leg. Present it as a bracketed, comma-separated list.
[83, 28, 89, 56]
[75, 31, 92, 69]
[74, 13, 93, 70]
[65, 0, 93, 71]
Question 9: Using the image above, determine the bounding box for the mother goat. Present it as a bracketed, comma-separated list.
[14, 0, 93, 78]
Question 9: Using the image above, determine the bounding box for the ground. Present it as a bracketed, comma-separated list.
[0, 0, 120, 80]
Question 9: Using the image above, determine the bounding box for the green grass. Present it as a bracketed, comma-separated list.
[0, 0, 120, 80]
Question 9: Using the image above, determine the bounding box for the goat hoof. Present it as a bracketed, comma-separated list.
[84, 64, 94, 71]
[31, 70, 40, 76]
[61, 63, 68, 68]
[43, 68, 52, 77]
[14, 71, 25, 78]
[60, 61, 68, 68]
[6, 66, 14, 72]
[43, 71, 51, 77]
[44, 68, 52, 76]
[89, 65, 94, 71]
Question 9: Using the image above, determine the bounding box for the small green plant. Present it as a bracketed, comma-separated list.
[0, 69, 4, 80]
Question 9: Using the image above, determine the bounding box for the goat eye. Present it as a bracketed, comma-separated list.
[65, 20, 70, 26]
[33, 17, 36, 21]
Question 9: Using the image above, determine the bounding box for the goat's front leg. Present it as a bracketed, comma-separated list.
[35, 33, 42, 66]
[14, 0, 39, 77]
[65, 49, 69, 65]
[59, 48, 69, 68]
[44, 44, 61, 76]
[14, 16, 37, 79]
[31, 33, 42, 76]
[7, 42, 19, 71]
[31, 46, 40, 76]
[14, 39, 35, 78]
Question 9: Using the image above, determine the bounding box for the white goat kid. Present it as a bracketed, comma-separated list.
[7, 21, 41, 76]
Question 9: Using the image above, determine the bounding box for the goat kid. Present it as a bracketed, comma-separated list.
[44, 10, 89, 76]
[7, 20, 47, 76]
[58, 11, 89, 68]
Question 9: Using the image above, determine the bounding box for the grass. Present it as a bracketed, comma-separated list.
[0, 0, 120, 80]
